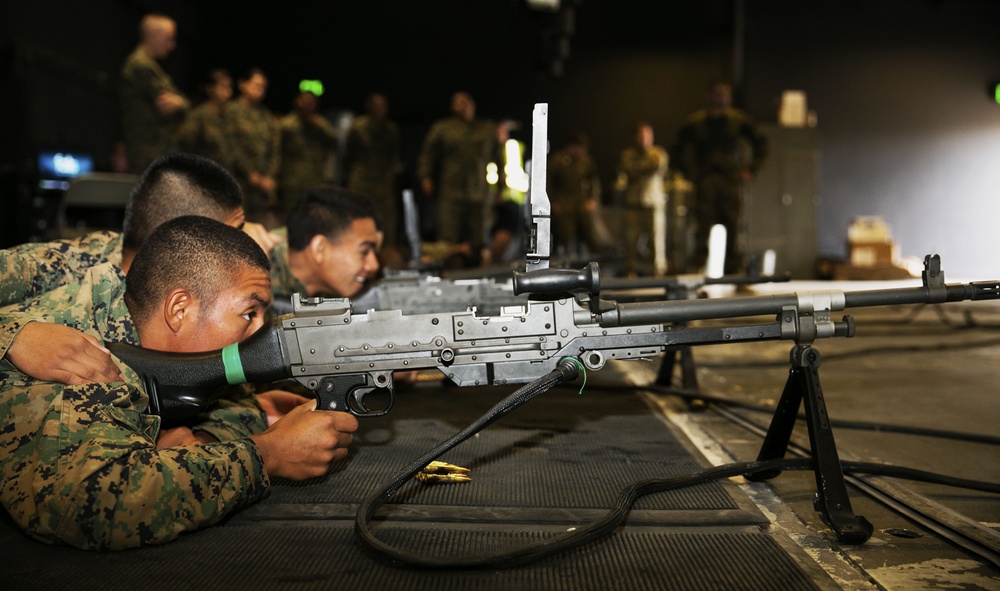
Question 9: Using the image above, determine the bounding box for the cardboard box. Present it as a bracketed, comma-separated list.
[849, 241, 894, 267]
[832, 263, 914, 281]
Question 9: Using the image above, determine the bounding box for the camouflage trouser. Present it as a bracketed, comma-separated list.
[436, 197, 493, 252]
[692, 173, 745, 274]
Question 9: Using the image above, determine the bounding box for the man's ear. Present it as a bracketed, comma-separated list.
[162, 288, 195, 335]
[307, 234, 328, 264]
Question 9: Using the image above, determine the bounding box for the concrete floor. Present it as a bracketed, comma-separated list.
[640, 282, 1000, 590]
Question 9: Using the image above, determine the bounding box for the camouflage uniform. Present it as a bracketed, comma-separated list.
[0, 231, 123, 359]
[264, 228, 306, 320]
[618, 145, 668, 275]
[675, 108, 767, 274]
[343, 115, 402, 246]
[177, 102, 236, 172]
[119, 48, 190, 174]
[277, 113, 338, 217]
[547, 147, 602, 257]
[417, 117, 502, 250]
[229, 100, 281, 218]
[0, 263, 269, 550]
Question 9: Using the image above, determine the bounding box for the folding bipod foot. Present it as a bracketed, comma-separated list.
[747, 344, 873, 544]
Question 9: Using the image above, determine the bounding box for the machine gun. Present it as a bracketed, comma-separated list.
[108, 255, 996, 422]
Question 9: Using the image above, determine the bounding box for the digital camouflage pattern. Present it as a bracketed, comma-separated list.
[547, 146, 602, 255]
[0, 263, 269, 550]
[277, 113, 338, 217]
[417, 117, 502, 247]
[177, 102, 237, 173]
[674, 107, 768, 273]
[617, 145, 668, 275]
[344, 115, 402, 245]
[0, 231, 123, 359]
[265, 227, 306, 322]
[617, 144, 668, 208]
[228, 100, 281, 212]
[120, 47, 190, 174]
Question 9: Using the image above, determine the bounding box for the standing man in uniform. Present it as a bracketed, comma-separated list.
[547, 132, 604, 259]
[177, 69, 236, 172]
[417, 92, 503, 262]
[343, 93, 402, 252]
[230, 69, 281, 227]
[674, 82, 768, 275]
[277, 89, 339, 219]
[119, 13, 190, 174]
[617, 122, 668, 276]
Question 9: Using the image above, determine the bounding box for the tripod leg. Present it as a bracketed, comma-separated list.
[656, 347, 678, 387]
[680, 346, 699, 392]
[798, 347, 873, 544]
[747, 365, 804, 481]
[657, 345, 706, 410]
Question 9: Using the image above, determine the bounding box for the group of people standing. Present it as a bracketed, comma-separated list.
[549, 82, 768, 277]
[119, 14, 399, 236]
[120, 14, 768, 278]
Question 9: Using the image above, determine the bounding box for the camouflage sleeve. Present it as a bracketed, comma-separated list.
[176, 107, 204, 153]
[265, 115, 282, 178]
[0, 246, 76, 306]
[342, 124, 362, 180]
[416, 122, 442, 182]
[226, 104, 252, 178]
[316, 116, 339, 148]
[0, 316, 38, 368]
[0, 377, 269, 551]
[620, 147, 666, 178]
[0, 232, 121, 306]
[125, 55, 188, 112]
[673, 122, 699, 179]
[741, 116, 768, 174]
[190, 384, 269, 441]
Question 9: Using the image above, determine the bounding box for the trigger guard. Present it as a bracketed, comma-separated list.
[310, 374, 393, 417]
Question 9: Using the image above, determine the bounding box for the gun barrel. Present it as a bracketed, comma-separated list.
[604, 281, 1000, 327]
[844, 282, 1000, 308]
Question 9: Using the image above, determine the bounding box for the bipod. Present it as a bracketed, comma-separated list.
[747, 343, 874, 544]
[655, 322, 705, 411]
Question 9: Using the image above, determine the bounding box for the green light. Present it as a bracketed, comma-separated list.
[995, 83, 1000, 105]
[299, 79, 324, 97]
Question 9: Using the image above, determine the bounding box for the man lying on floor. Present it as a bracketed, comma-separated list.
[0, 215, 357, 550]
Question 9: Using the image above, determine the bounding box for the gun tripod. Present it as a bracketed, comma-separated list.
[748, 343, 874, 544]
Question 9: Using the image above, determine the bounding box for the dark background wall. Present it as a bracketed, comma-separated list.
[1, 0, 997, 277]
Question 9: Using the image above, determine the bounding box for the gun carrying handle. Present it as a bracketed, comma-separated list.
[512, 262, 601, 296]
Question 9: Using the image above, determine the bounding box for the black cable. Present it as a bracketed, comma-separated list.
[354, 359, 581, 567]
[354, 364, 1000, 571]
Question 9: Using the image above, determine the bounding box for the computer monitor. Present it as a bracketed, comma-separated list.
[37, 148, 94, 190]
